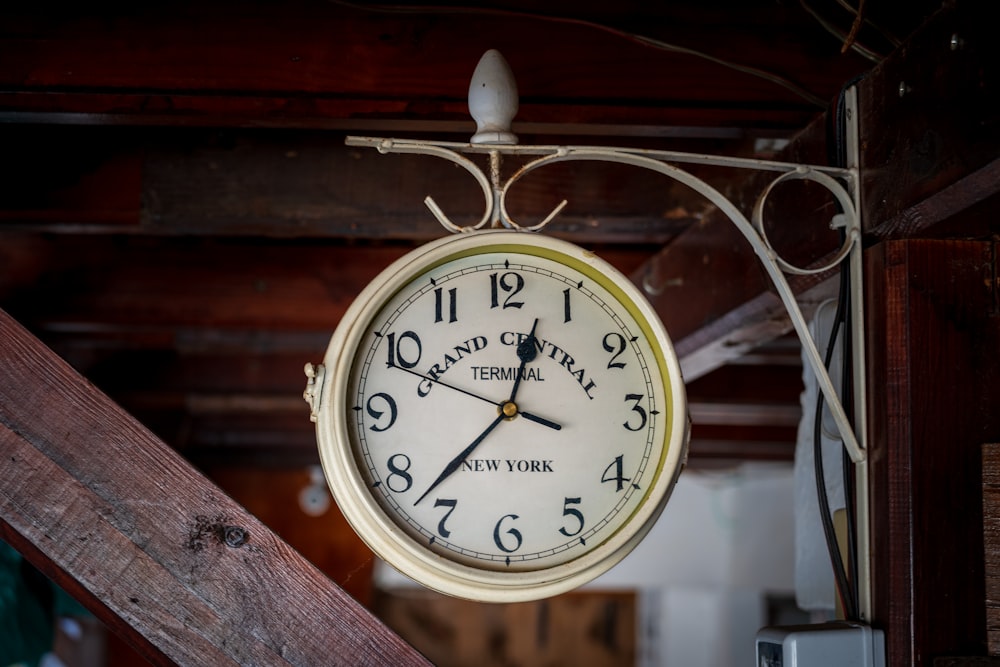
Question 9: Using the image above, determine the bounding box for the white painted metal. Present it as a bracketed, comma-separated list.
[843, 86, 872, 622]
[468, 50, 519, 145]
[341, 54, 869, 613]
[346, 134, 865, 466]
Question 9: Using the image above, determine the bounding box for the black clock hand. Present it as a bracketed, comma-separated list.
[506, 319, 562, 430]
[415, 412, 505, 506]
[520, 411, 561, 430]
[391, 361, 563, 430]
[387, 361, 498, 408]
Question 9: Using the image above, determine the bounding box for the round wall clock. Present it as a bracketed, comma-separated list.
[306, 229, 689, 602]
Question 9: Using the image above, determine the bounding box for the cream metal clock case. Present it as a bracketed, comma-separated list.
[305, 230, 689, 602]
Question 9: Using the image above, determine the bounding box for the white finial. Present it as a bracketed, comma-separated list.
[468, 49, 519, 145]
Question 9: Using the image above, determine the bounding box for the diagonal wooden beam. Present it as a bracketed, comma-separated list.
[628, 115, 844, 379]
[0, 308, 429, 666]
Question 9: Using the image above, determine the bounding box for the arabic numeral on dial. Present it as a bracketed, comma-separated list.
[386, 454, 413, 493]
[623, 393, 648, 431]
[603, 332, 627, 369]
[563, 287, 572, 323]
[489, 272, 524, 309]
[601, 454, 631, 492]
[558, 497, 585, 537]
[386, 331, 421, 369]
[433, 498, 457, 538]
[434, 286, 457, 323]
[493, 513, 523, 553]
[365, 392, 397, 432]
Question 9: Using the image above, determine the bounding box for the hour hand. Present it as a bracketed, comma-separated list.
[387, 361, 499, 408]
[519, 411, 561, 430]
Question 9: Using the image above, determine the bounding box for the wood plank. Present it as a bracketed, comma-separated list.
[0, 1, 872, 129]
[631, 0, 998, 380]
[0, 235, 412, 332]
[206, 467, 377, 607]
[0, 308, 429, 666]
[858, 2, 1000, 237]
[984, 444, 1000, 656]
[137, 130, 697, 244]
[0, 234, 658, 335]
[866, 239, 1000, 665]
[0, 125, 720, 244]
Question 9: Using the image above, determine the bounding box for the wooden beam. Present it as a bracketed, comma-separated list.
[858, 2, 1000, 237]
[0, 2, 870, 130]
[629, 114, 843, 377]
[0, 234, 659, 336]
[0, 125, 704, 245]
[0, 308, 429, 665]
[984, 444, 1000, 657]
[633, 0, 999, 380]
[866, 239, 1000, 664]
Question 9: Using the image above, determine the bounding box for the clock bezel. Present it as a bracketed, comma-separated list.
[314, 230, 688, 602]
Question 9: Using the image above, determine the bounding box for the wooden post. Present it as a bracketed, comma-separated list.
[866, 240, 1000, 664]
[984, 445, 1000, 656]
[0, 308, 430, 666]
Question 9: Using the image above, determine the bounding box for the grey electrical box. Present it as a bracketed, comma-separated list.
[756, 622, 885, 666]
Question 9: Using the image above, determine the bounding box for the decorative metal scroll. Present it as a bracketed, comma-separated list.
[347, 133, 866, 465]
[344, 85, 870, 619]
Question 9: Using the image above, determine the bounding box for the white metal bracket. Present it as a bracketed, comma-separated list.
[344, 53, 869, 619]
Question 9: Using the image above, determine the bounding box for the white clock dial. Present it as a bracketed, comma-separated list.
[313, 231, 687, 602]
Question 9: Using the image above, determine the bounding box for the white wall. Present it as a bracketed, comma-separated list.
[374, 461, 798, 667]
[587, 462, 796, 667]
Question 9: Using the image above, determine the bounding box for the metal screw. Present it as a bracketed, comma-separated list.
[223, 526, 249, 548]
[950, 33, 964, 51]
[898, 81, 911, 97]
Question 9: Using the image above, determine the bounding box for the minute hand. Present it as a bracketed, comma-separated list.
[414, 413, 505, 506]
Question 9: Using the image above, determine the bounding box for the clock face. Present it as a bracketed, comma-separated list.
[315, 231, 687, 601]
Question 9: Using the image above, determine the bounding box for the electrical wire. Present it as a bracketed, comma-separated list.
[812, 265, 858, 621]
[833, 0, 902, 46]
[327, 0, 829, 108]
[799, 0, 885, 63]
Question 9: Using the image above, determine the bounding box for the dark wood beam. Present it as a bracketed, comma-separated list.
[858, 2, 1000, 237]
[1, 125, 710, 245]
[633, 0, 999, 379]
[0, 2, 873, 130]
[866, 239, 1000, 664]
[0, 307, 429, 665]
[629, 114, 845, 378]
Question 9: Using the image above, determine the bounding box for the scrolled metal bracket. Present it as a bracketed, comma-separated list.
[346, 111, 865, 465]
[345, 85, 869, 619]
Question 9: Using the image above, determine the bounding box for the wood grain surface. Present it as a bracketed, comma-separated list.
[0, 308, 429, 666]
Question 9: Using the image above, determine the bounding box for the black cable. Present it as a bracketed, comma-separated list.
[812, 267, 858, 621]
[839, 257, 860, 619]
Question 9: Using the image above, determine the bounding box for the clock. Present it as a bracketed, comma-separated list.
[306, 229, 689, 602]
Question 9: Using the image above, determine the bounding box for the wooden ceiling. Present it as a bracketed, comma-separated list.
[0, 0, 941, 467]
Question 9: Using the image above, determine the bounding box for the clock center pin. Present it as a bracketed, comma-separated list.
[502, 401, 518, 418]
